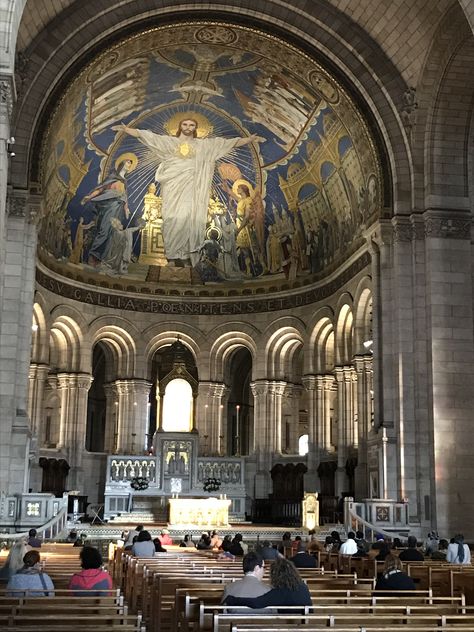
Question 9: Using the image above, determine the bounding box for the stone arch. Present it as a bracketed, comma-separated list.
[353, 277, 373, 353]
[412, 4, 474, 206]
[334, 296, 354, 365]
[263, 317, 306, 381]
[208, 325, 258, 382]
[49, 314, 84, 372]
[89, 325, 137, 380]
[309, 315, 335, 374]
[31, 301, 48, 364]
[143, 324, 203, 378]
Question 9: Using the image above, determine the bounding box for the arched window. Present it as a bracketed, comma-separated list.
[162, 378, 193, 432]
[298, 434, 309, 456]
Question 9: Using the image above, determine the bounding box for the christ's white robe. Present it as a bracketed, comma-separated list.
[137, 130, 239, 266]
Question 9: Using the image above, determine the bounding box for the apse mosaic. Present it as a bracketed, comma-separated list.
[38, 22, 381, 287]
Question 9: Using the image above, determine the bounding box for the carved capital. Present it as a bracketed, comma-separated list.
[0, 74, 15, 120]
[392, 216, 412, 242]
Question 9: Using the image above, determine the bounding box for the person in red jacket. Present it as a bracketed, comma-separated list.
[68, 546, 112, 596]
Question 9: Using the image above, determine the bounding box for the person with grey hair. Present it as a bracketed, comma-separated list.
[0, 540, 28, 582]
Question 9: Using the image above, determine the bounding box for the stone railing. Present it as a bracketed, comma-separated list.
[0, 493, 68, 538]
[197, 458, 244, 485]
[344, 497, 411, 540]
[107, 455, 158, 485]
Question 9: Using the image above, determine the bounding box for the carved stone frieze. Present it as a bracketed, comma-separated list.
[424, 216, 471, 240]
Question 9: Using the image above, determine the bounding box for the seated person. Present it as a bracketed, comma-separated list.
[228, 533, 245, 556]
[153, 537, 167, 553]
[124, 525, 143, 550]
[221, 551, 270, 604]
[447, 534, 471, 564]
[158, 529, 173, 546]
[339, 532, 358, 555]
[259, 540, 283, 561]
[431, 538, 449, 560]
[0, 540, 28, 582]
[197, 532, 212, 550]
[398, 536, 424, 561]
[68, 546, 113, 596]
[7, 550, 54, 597]
[27, 529, 42, 548]
[290, 542, 317, 568]
[374, 554, 416, 594]
[131, 530, 155, 557]
[224, 557, 312, 612]
[179, 534, 195, 548]
[210, 530, 222, 549]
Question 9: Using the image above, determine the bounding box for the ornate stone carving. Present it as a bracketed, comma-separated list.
[0, 74, 14, 119]
[7, 192, 26, 218]
[425, 216, 471, 240]
[400, 87, 418, 139]
[392, 217, 412, 242]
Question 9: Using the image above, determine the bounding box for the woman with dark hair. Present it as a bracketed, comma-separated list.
[7, 550, 54, 597]
[221, 534, 232, 552]
[330, 531, 342, 552]
[224, 557, 311, 611]
[447, 534, 471, 564]
[153, 538, 167, 553]
[180, 534, 195, 548]
[131, 530, 155, 557]
[68, 546, 113, 596]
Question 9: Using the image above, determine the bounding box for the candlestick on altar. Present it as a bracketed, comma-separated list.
[236, 404, 240, 456]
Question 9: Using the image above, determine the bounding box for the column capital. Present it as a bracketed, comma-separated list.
[198, 380, 227, 398]
[76, 374, 93, 390]
[354, 354, 373, 373]
[284, 382, 302, 398]
[302, 374, 318, 390]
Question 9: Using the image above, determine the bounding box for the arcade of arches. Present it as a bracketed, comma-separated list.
[0, 0, 474, 538]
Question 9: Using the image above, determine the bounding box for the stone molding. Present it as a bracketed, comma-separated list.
[0, 74, 14, 119]
[392, 211, 472, 242]
[36, 250, 371, 314]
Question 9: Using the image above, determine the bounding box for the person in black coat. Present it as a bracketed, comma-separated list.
[398, 536, 424, 562]
[290, 542, 317, 568]
[374, 554, 416, 595]
[224, 557, 312, 613]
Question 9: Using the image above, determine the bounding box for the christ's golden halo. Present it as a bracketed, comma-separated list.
[164, 112, 213, 138]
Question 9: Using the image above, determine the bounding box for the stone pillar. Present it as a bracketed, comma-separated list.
[424, 209, 474, 537]
[197, 381, 213, 455]
[103, 383, 119, 453]
[27, 363, 49, 436]
[0, 180, 41, 494]
[283, 383, 302, 454]
[302, 375, 320, 490]
[250, 379, 286, 497]
[334, 366, 355, 496]
[207, 382, 227, 456]
[56, 372, 92, 489]
[354, 355, 373, 498]
[114, 379, 151, 454]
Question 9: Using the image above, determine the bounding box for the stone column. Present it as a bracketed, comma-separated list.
[0, 181, 41, 494]
[27, 363, 49, 436]
[208, 382, 228, 456]
[56, 373, 92, 489]
[354, 355, 373, 498]
[322, 375, 336, 452]
[250, 379, 286, 497]
[103, 383, 119, 453]
[302, 375, 320, 489]
[334, 366, 355, 496]
[197, 381, 213, 455]
[283, 383, 302, 454]
[114, 379, 151, 454]
[423, 209, 474, 536]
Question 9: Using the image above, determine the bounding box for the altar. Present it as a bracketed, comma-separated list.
[169, 497, 231, 527]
